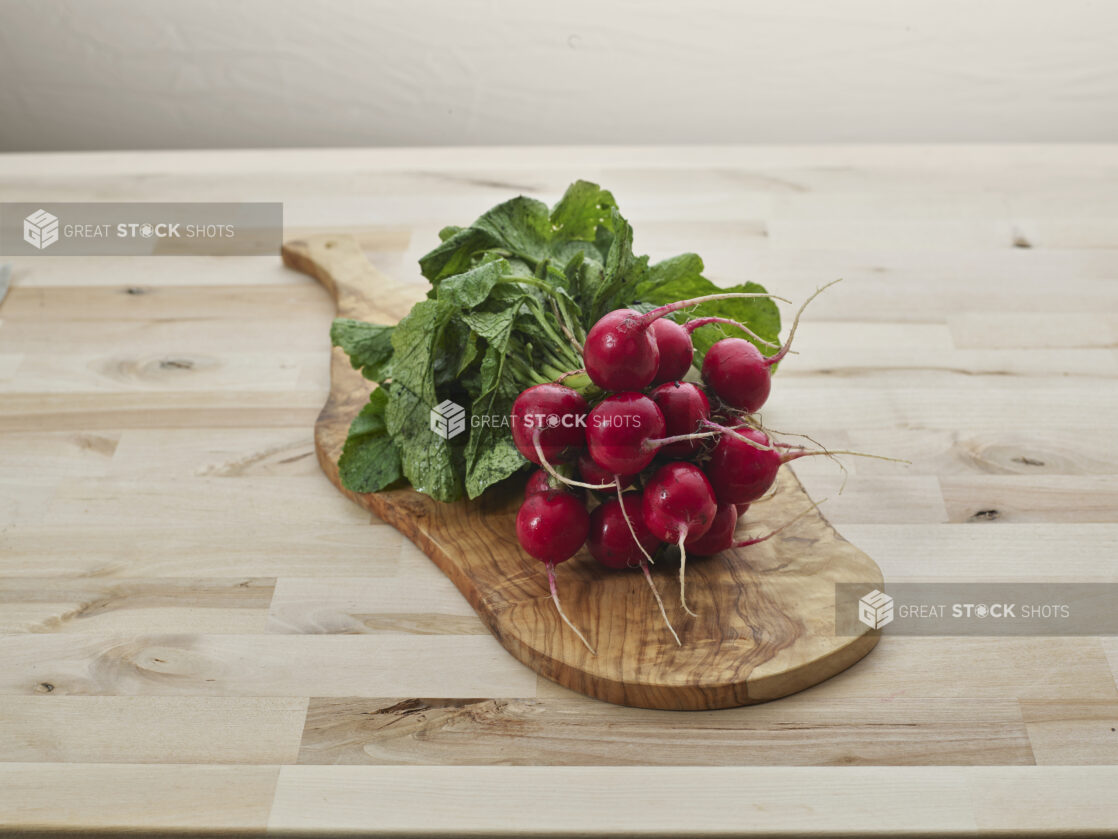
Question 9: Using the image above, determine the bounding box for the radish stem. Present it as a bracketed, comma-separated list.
[684, 315, 779, 349]
[639, 291, 791, 328]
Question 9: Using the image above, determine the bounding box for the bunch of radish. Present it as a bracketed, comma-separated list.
[511, 281, 882, 651]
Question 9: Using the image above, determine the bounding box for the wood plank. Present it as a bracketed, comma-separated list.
[0, 577, 275, 634]
[0, 696, 306, 764]
[0, 390, 324, 432]
[0, 479, 59, 527]
[0, 284, 337, 322]
[971, 766, 1118, 833]
[0, 316, 333, 353]
[268, 765, 980, 835]
[0, 763, 278, 833]
[0, 634, 538, 697]
[1, 351, 315, 394]
[109, 427, 319, 478]
[297, 695, 1031, 766]
[0, 523, 404, 578]
[837, 524, 1118, 582]
[266, 577, 486, 635]
[949, 312, 1118, 350]
[791, 475, 949, 524]
[799, 637, 1118, 701]
[0, 430, 119, 479]
[940, 475, 1118, 523]
[776, 347, 1118, 381]
[41, 476, 371, 528]
[1019, 700, 1118, 765]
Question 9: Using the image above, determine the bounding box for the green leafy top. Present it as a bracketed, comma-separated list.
[331, 180, 781, 502]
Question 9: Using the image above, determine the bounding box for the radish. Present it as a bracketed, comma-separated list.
[683, 499, 821, 556]
[578, 451, 635, 492]
[588, 494, 661, 571]
[511, 383, 588, 465]
[706, 424, 895, 506]
[524, 468, 583, 501]
[649, 318, 694, 385]
[587, 491, 681, 645]
[583, 292, 787, 392]
[648, 381, 711, 459]
[516, 490, 594, 653]
[683, 503, 738, 556]
[702, 280, 839, 412]
[704, 426, 784, 506]
[642, 461, 717, 616]
[587, 392, 717, 475]
[586, 393, 667, 475]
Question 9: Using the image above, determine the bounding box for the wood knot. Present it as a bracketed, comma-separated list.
[36, 682, 55, 693]
[159, 358, 195, 370]
[123, 286, 147, 295]
[969, 509, 1001, 522]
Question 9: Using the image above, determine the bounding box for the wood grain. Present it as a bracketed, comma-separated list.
[284, 232, 884, 710]
[2, 145, 1118, 835]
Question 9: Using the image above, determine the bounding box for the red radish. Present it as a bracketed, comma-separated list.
[642, 462, 717, 616]
[683, 503, 738, 556]
[586, 393, 667, 475]
[701, 280, 839, 412]
[587, 392, 716, 475]
[524, 469, 583, 501]
[705, 424, 890, 506]
[705, 426, 783, 506]
[582, 309, 660, 392]
[702, 338, 774, 412]
[583, 292, 787, 392]
[587, 490, 681, 646]
[648, 381, 711, 458]
[588, 494, 660, 571]
[516, 490, 594, 653]
[510, 383, 588, 465]
[649, 318, 693, 385]
[686, 498, 823, 557]
[578, 451, 635, 492]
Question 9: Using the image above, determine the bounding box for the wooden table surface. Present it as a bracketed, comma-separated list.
[1, 145, 1116, 836]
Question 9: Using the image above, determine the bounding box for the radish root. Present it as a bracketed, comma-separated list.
[532, 431, 615, 491]
[640, 561, 681, 646]
[546, 561, 596, 655]
[677, 531, 698, 617]
[768, 278, 843, 367]
[733, 497, 827, 548]
[616, 479, 656, 566]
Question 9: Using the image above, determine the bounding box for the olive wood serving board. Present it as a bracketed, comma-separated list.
[283, 233, 883, 710]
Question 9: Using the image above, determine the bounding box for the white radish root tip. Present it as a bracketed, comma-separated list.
[547, 562, 596, 655]
[734, 497, 827, 547]
[640, 561, 681, 646]
[768, 278, 843, 367]
[677, 532, 698, 618]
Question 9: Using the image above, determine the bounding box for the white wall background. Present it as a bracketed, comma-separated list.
[1, 0, 1116, 151]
